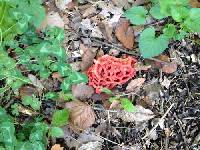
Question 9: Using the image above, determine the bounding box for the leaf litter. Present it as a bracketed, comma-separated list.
[5, 0, 200, 149]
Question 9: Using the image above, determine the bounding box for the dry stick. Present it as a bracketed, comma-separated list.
[142, 103, 175, 139]
[91, 38, 170, 65]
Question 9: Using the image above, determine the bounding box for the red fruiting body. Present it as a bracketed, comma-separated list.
[87, 55, 137, 93]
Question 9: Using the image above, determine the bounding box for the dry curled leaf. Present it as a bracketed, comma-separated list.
[126, 78, 146, 92]
[72, 83, 94, 100]
[80, 44, 97, 71]
[117, 105, 155, 123]
[65, 100, 95, 131]
[161, 61, 178, 74]
[51, 144, 64, 150]
[115, 19, 135, 50]
[82, 6, 96, 18]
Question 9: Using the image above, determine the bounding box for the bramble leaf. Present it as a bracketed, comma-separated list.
[51, 109, 69, 127]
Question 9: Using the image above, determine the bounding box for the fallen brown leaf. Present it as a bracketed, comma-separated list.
[65, 100, 95, 131]
[72, 83, 94, 100]
[80, 44, 97, 71]
[46, 12, 64, 28]
[51, 144, 64, 150]
[189, 0, 200, 7]
[19, 86, 38, 98]
[28, 74, 44, 91]
[115, 18, 135, 50]
[82, 6, 96, 18]
[161, 61, 178, 74]
[126, 78, 146, 92]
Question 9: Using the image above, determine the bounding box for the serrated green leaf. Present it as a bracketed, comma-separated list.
[184, 8, 200, 32]
[22, 96, 41, 110]
[120, 98, 136, 112]
[163, 24, 177, 39]
[51, 109, 69, 127]
[45, 92, 59, 100]
[139, 27, 169, 58]
[124, 6, 148, 25]
[150, 5, 167, 19]
[49, 127, 64, 138]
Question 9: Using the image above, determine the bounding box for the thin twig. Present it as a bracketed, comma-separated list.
[142, 103, 175, 139]
[91, 38, 170, 65]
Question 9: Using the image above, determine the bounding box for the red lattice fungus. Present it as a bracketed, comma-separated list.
[87, 55, 137, 93]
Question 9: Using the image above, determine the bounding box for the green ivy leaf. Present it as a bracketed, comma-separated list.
[69, 72, 88, 84]
[49, 127, 64, 138]
[61, 79, 71, 92]
[31, 141, 45, 150]
[0, 122, 16, 145]
[29, 130, 43, 142]
[51, 109, 69, 127]
[124, 6, 148, 25]
[139, 27, 169, 58]
[120, 98, 136, 112]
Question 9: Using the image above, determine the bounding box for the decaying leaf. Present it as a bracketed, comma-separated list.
[19, 86, 38, 98]
[78, 141, 102, 150]
[72, 83, 94, 100]
[65, 100, 95, 131]
[28, 74, 44, 92]
[82, 6, 96, 18]
[117, 105, 155, 123]
[18, 105, 39, 116]
[46, 12, 64, 28]
[55, 0, 72, 10]
[126, 78, 146, 92]
[51, 144, 64, 150]
[161, 61, 178, 74]
[80, 44, 97, 71]
[115, 19, 135, 50]
[161, 76, 172, 89]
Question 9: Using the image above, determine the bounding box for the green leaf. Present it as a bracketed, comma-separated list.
[45, 92, 59, 100]
[49, 127, 64, 138]
[59, 92, 75, 101]
[0, 122, 16, 145]
[163, 24, 177, 39]
[69, 72, 88, 84]
[22, 96, 41, 110]
[101, 88, 113, 95]
[11, 104, 19, 116]
[184, 8, 200, 32]
[29, 130, 43, 142]
[31, 141, 45, 150]
[120, 98, 136, 112]
[61, 79, 71, 92]
[124, 6, 148, 25]
[139, 27, 169, 58]
[150, 5, 167, 19]
[170, 6, 189, 22]
[51, 109, 69, 127]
